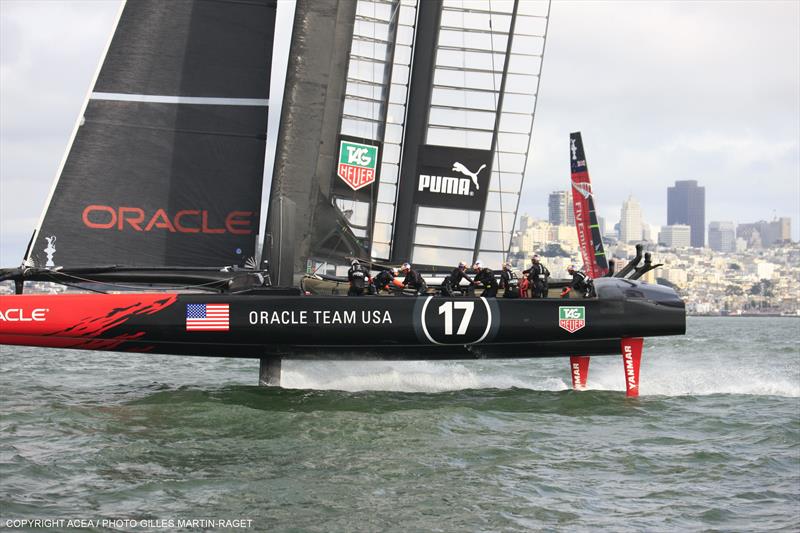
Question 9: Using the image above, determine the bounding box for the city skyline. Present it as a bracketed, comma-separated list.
[526, 186, 794, 248]
[1, 1, 799, 265]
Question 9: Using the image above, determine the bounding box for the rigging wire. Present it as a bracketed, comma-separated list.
[488, 0, 507, 264]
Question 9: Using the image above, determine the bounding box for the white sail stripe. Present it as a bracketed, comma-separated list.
[90, 92, 269, 107]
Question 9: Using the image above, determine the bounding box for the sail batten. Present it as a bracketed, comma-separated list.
[91, 93, 270, 107]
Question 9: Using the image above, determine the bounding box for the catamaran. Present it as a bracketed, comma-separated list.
[0, 0, 684, 394]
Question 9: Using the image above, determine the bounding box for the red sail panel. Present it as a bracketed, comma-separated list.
[569, 132, 609, 278]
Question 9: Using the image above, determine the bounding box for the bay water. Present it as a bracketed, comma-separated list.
[1, 317, 798, 531]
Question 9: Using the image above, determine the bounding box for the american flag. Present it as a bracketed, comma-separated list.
[186, 303, 229, 331]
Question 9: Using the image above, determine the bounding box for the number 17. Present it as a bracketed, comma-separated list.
[438, 301, 474, 335]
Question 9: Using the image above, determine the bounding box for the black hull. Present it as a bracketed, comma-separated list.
[0, 278, 684, 360]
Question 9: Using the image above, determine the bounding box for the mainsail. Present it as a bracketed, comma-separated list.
[25, 0, 277, 269]
[569, 131, 609, 278]
[265, 0, 550, 284]
[391, 0, 550, 269]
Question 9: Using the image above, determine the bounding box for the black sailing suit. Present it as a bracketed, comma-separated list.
[373, 270, 395, 292]
[569, 270, 593, 298]
[499, 269, 519, 298]
[474, 268, 498, 298]
[524, 263, 550, 298]
[403, 269, 427, 295]
[347, 264, 368, 296]
[443, 267, 474, 296]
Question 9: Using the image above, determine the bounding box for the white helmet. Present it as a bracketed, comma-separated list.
[402, 262, 411, 271]
[473, 260, 482, 269]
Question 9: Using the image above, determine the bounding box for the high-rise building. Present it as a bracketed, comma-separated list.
[659, 225, 691, 248]
[620, 196, 643, 243]
[548, 190, 574, 226]
[737, 218, 793, 248]
[708, 221, 736, 252]
[775, 217, 791, 244]
[518, 213, 535, 231]
[667, 180, 705, 247]
[737, 222, 763, 248]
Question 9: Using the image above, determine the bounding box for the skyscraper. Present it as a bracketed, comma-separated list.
[708, 221, 736, 252]
[775, 217, 791, 244]
[659, 225, 691, 248]
[620, 195, 643, 243]
[737, 218, 793, 248]
[548, 190, 574, 226]
[667, 180, 705, 248]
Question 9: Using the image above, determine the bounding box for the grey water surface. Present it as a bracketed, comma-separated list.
[1, 317, 798, 532]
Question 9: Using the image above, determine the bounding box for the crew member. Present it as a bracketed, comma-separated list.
[523, 255, 550, 298]
[442, 261, 474, 297]
[373, 268, 399, 293]
[472, 261, 498, 298]
[518, 276, 530, 299]
[347, 259, 369, 296]
[499, 262, 519, 298]
[560, 265, 594, 298]
[401, 262, 427, 295]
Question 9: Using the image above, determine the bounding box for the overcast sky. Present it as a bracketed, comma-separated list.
[1, 0, 798, 265]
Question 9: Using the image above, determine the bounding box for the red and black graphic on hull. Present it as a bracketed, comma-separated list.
[0, 293, 177, 351]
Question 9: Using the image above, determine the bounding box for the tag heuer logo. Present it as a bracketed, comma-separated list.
[338, 141, 378, 191]
[559, 306, 585, 333]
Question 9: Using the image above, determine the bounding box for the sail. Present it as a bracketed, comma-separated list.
[26, 0, 277, 269]
[265, 0, 415, 285]
[569, 131, 609, 278]
[265, 0, 549, 283]
[391, 0, 550, 269]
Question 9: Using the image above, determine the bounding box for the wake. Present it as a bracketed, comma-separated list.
[278, 354, 800, 398]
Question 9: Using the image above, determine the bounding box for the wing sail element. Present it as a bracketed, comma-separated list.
[569, 132, 609, 278]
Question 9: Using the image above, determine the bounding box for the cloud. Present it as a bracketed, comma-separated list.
[520, 0, 800, 237]
[0, 0, 798, 265]
[0, 0, 122, 262]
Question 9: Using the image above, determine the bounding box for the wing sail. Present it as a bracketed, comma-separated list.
[569, 131, 609, 278]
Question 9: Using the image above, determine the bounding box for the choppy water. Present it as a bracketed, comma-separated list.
[1, 317, 798, 532]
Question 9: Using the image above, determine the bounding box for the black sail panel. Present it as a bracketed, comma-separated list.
[27, 0, 276, 268]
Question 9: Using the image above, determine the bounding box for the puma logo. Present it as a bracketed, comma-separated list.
[451, 162, 486, 190]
